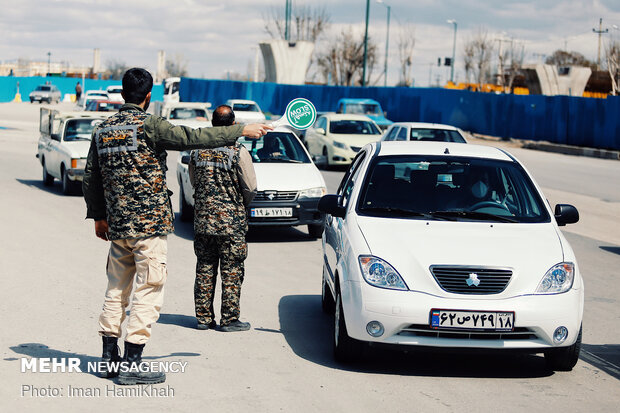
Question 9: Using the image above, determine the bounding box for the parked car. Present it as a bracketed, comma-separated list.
[382, 122, 468, 143]
[85, 100, 123, 112]
[304, 113, 382, 167]
[36, 108, 112, 194]
[224, 99, 266, 124]
[29, 84, 61, 104]
[153, 102, 212, 128]
[105, 85, 124, 102]
[318, 141, 583, 370]
[177, 128, 327, 237]
[336, 98, 392, 130]
[163, 77, 181, 104]
[81, 90, 109, 108]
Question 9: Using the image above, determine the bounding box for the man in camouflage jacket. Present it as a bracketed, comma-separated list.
[83, 68, 269, 384]
[189, 105, 257, 332]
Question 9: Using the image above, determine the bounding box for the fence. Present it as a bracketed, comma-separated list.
[179, 77, 620, 151]
[0, 76, 164, 103]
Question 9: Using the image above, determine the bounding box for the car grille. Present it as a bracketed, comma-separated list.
[350, 146, 362, 152]
[398, 325, 537, 340]
[254, 191, 298, 202]
[430, 266, 512, 295]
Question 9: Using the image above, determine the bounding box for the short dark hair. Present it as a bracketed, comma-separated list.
[122, 68, 153, 104]
[211, 105, 235, 126]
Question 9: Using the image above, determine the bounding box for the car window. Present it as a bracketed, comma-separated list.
[410, 128, 467, 143]
[383, 126, 398, 141]
[344, 103, 381, 115]
[107, 87, 122, 94]
[64, 119, 102, 142]
[329, 120, 381, 135]
[233, 103, 260, 112]
[357, 155, 550, 223]
[238, 132, 310, 164]
[314, 116, 326, 130]
[396, 127, 408, 141]
[36, 86, 51, 91]
[170, 108, 208, 120]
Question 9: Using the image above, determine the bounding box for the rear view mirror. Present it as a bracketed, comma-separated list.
[51, 133, 61, 141]
[318, 195, 345, 218]
[315, 127, 326, 135]
[554, 204, 579, 226]
[181, 155, 190, 165]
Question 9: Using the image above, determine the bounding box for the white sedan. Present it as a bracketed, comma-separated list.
[318, 141, 583, 370]
[224, 99, 266, 124]
[382, 122, 468, 143]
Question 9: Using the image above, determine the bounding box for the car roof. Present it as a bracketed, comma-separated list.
[373, 141, 514, 162]
[166, 102, 211, 109]
[338, 98, 379, 104]
[52, 111, 112, 121]
[389, 122, 460, 131]
[227, 99, 258, 104]
[321, 113, 374, 121]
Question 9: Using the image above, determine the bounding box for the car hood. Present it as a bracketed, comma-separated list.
[328, 133, 382, 148]
[254, 163, 325, 192]
[356, 216, 563, 297]
[62, 140, 92, 158]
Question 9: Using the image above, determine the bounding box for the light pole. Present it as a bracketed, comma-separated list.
[47, 51, 51, 76]
[377, 0, 391, 87]
[362, 0, 370, 87]
[592, 18, 609, 70]
[447, 20, 457, 84]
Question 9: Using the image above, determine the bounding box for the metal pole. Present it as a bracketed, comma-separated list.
[285, 0, 290, 41]
[592, 17, 609, 70]
[384, 5, 391, 87]
[47, 51, 51, 76]
[362, 0, 370, 87]
[450, 22, 457, 83]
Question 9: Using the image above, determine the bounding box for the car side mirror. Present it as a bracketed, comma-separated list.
[181, 155, 190, 165]
[315, 127, 325, 135]
[318, 195, 345, 218]
[554, 204, 579, 226]
[51, 133, 61, 141]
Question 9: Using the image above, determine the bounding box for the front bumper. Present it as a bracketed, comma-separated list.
[67, 168, 85, 181]
[248, 197, 324, 227]
[340, 280, 584, 351]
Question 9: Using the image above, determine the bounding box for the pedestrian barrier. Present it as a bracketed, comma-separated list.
[179, 77, 620, 151]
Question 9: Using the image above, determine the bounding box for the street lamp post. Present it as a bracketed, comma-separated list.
[47, 51, 51, 76]
[362, 0, 370, 87]
[377, 0, 391, 87]
[447, 20, 457, 84]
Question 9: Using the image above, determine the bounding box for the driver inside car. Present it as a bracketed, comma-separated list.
[257, 136, 285, 160]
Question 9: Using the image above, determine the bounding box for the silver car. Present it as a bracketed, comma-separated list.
[30, 84, 62, 104]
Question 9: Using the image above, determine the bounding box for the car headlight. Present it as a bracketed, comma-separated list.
[333, 141, 348, 149]
[535, 262, 575, 294]
[299, 187, 327, 199]
[359, 256, 408, 290]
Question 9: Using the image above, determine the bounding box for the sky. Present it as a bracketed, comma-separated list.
[1, 0, 619, 86]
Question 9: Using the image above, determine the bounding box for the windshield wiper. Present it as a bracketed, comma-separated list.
[429, 210, 518, 223]
[360, 207, 454, 220]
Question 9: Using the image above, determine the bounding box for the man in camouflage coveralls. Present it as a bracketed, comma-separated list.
[189, 105, 257, 332]
[83, 68, 269, 384]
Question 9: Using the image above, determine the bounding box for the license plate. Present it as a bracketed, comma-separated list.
[250, 207, 293, 218]
[430, 309, 514, 331]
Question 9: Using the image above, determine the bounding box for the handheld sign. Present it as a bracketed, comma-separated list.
[270, 98, 317, 130]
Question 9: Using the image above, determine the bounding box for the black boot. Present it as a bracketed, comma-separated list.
[117, 341, 166, 385]
[100, 336, 122, 379]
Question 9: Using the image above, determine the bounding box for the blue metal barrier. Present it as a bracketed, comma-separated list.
[179, 77, 620, 150]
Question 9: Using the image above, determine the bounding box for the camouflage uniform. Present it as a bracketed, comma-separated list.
[190, 142, 256, 327]
[83, 103, 244, 344]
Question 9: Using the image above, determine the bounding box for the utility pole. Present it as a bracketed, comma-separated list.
[377, 0, 391, 87]
[447, 20, 457, 83]
[47, 51, 51, 76]
[362, 0, 370, 87]
[592, 18, 609, 70]
[284, 0, 291, 41]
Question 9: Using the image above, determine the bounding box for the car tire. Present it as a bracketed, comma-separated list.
[179, 185, 194, 222]
[544, 325, 582, 371]
[61, 166, 78, 195]
[334, 289, 364, 362]
[42, 158, 54, 186]
[30, 99, 34, 104]
[322, 146, 331, 170]
[321, 273, 335, 314]
[308, 223, 324, 238]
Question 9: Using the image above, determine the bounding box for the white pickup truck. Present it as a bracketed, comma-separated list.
[36, 108, 112, 195]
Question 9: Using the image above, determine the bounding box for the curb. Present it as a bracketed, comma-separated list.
[470, 133, 620, 161]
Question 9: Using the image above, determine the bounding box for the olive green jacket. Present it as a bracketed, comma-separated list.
[83, 103, 245, 230]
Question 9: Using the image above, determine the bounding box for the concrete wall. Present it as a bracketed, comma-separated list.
[259, 40, 314, 85]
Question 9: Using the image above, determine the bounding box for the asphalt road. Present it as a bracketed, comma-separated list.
[0, 102, 619, 412]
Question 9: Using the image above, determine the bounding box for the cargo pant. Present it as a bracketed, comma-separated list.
[194, 234, 247, 326]
[98, 235, 167, 345]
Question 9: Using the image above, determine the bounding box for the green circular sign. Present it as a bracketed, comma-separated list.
[285, 98, 316, 130]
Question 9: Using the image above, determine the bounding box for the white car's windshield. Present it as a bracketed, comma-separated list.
[233, 103, 260, 112]
[329, 120, 381, 135]
[36, 86, 51, 91]
[170, 108, 208, 120]
[410, 128, 466, 143]
[346, 103, 381, 115]
[358, 156, 550, 223]
[64, 119, 101, 141]
[239, 132, 310, 163]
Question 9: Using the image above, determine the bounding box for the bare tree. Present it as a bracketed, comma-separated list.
[396, 24, 416, 87]
[105, 60, 128, 80]
[463, 28, 494, 89]
[605, 40, 620, 95]
[165, 54, 188, 77]
[545, 50, 596, 69]
[497, 39, 525, 92]
[316, 28, 378, 86]
[263, 3, 330, 42]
